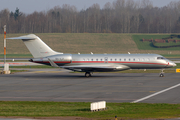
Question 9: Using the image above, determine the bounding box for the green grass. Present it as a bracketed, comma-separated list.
[161, 54, 180, 58]
[10, 70, 27, 73]
[0, 54, 32, 57]
[0, 101, 180, 119]
[9, 65, 54, 68]
[155, 41, 180, 47]
[132, 34, 180, 50]
[173, 63, 180, 69]
[1, 33, 137, 55]
[0, 54, 32, 58]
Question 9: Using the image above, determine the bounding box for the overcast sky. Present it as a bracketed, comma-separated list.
[0, 0, 180, 14]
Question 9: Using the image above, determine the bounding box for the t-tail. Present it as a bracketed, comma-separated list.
[7, 34, 63, 58]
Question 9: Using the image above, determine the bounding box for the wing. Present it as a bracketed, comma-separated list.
[62, 64, 130, 72]
[48, 58, 130, 72]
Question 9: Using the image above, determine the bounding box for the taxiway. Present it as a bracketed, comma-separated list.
[0, 70, 179, 103]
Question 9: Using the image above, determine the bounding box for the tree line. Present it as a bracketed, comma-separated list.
[1, 0, 180, 33]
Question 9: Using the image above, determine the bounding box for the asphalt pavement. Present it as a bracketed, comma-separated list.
[0, 70, 179, 103]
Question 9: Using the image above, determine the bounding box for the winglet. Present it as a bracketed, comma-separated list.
[48, 58, 59, 68]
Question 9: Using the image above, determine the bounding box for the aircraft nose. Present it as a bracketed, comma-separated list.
[169, 62, 176, 67]
[173, 63, 177, 67]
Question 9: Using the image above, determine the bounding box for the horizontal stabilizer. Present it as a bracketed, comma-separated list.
[7, 36, 36, 40]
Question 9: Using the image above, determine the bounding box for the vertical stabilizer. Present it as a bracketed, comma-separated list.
[7, 34, 63, 58]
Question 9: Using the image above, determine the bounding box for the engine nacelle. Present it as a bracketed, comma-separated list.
[44, 54, 72, 63]
[29, 54, 72, 65]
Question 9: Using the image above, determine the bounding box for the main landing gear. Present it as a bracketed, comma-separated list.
[159, 69, 164, 77]
[85, 72, 92, 78]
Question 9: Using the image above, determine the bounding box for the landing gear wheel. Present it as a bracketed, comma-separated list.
[85, 72, 91, 78]
[159, 73, 164, 77]
[159, 69, 165, 77]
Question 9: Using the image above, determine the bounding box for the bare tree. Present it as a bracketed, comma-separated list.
[1, 0, 180, 33]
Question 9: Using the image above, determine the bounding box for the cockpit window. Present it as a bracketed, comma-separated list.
[157, 57, 165, 60]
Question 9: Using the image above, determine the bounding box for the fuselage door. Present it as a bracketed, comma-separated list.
[105, 57, 108, 63]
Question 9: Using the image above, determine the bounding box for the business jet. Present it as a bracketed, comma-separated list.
[8, 34, 176, 77]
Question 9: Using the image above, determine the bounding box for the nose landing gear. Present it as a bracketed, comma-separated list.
[159, 69, 164, 77]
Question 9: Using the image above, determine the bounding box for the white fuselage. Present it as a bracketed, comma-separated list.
[31, 54, 176, 72]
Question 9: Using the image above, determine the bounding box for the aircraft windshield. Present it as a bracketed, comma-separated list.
[157, 57, 166, 60]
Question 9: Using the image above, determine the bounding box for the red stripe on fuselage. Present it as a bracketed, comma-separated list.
[33, 61, 167, 66]
[108, 61, 167, 65]
[34, 61, 71, 64]
[73, 61, 167, 66]
[72, 61, 104, 63]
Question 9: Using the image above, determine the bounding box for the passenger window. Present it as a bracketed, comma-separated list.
[115, 59, 117, 61]
[101, 59, 103, 61]
[129, 59, 131, 61]
[124, 59, 126, 61]
[96, 59, 98, 61]
[119, 59, 121, 61]
[133, 58, 135, 61]
[91, 59, 93, 61]
[111, 59, 112, 61]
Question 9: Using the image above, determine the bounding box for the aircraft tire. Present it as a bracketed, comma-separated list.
[159, 73, 164, 77]
[85, 72, 91, 77]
